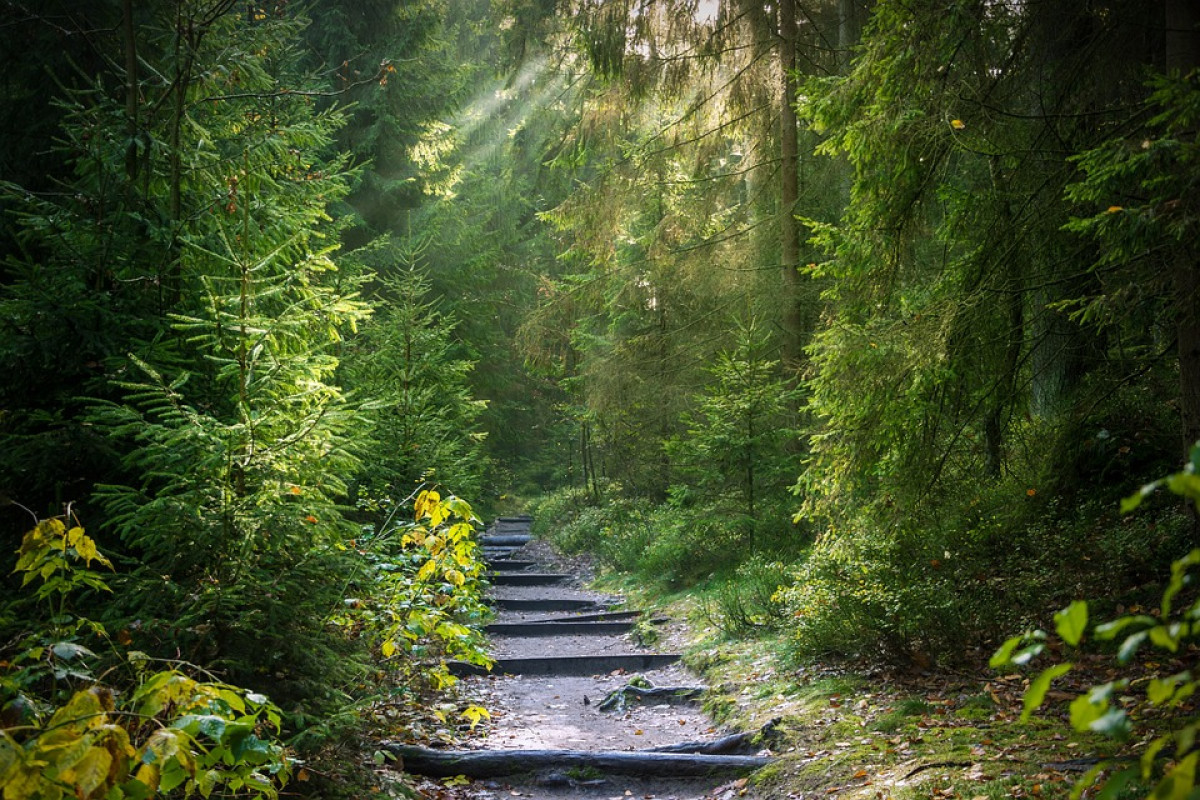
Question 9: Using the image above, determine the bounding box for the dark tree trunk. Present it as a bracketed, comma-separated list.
[1166, 0, 1200, 456]
[778, 0, 803, 372]
[122, 0, 138, 182]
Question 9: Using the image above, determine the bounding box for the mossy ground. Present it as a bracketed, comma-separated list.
[596, 574, 1155, 800]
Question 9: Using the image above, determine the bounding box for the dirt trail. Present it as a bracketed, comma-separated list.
[404, 518, 772, 800]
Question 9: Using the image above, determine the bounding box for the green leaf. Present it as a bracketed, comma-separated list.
[1148, 673, 1192, 706]
[1118, 630, 1149, 663]
[118, 778, 152, 800]
[1164, 551, 1200, 617]
[1069, 692, 1106, 731]
[1167, 473, 1200, 504]
[1089, 706, 1130, 739]
[51, 641, 96, 661]
[1150, 750, 1197, 799]
[1071, 760, 1110, 800]
[1021, 663, 1072, 722]
[1096, 767, 1138, 800]
[989, 634, 1025, 668]
[1143, 734, 1171, 779]
[991, 630, 1047, 668]
[1149, 624, 1183, 653]
[1121, 480, 1162, 514]
[1094, 615, 1156, 640]
[159, 760, 188, 793]
[1055, 601, 1088, 646]
[1176, 722, 1197, 758]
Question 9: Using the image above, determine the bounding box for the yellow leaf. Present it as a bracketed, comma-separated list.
[135, 762, 160, 791]
[67, 526, 86, 549]
[950, 118, 965, 130]
[445, 569, 465, 587]
[62, 746, 113, 797]
[458, 705, 490, 730]
[430, 505, 449, 528]
[75, 534, 99, 565]
[1106, 205, 1123, 214]
[416, 560, 437, 582]
[381, 640, 397, 658]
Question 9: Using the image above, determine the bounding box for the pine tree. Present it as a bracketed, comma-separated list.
[342, 238, 488, 501]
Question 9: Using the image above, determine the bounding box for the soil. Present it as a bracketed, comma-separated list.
[419, 533, 772, 800]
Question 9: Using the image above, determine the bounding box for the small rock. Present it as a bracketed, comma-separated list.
[536, 771, 572, 787]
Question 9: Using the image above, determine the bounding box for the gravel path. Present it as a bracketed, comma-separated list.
[437, 525, 769, 800]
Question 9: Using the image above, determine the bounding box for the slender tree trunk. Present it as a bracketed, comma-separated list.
[838, 0, 865, 72]
[122, 0, 139, 182]
[1167, 0, 1200, 457]
[778, 0, 803, 373]
[167, 4, 189, 306]
[983, 159, 1025, 477]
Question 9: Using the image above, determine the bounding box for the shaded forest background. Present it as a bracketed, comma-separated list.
[2, 0, 1200, 795]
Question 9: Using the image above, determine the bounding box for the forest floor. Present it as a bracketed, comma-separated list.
[393, 534, 1164, 800]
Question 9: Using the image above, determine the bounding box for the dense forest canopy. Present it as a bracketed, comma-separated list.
[2, 0, 1200, 797]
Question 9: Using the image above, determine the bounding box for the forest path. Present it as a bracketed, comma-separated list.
[392, 517, 772, 800]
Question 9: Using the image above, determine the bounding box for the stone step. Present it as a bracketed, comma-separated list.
[488, 572, 570, 586]
[484, 620, 634, 637]
[488, 598, 613, 612]
[485, 559, 538, 571]
[449, 653, 681, 677]
[535, 609, 642, 623]
[479, 534, 533, 547]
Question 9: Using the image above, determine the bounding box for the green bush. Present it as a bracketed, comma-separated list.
[700, 557, 793, 637]
[1, 516, 291, 800]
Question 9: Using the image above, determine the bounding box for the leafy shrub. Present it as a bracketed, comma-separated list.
[700, 557, 792, 637]
[1, 516, 290, 799]
[340, 489, 492, 687]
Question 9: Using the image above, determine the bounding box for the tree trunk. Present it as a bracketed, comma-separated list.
[778, 0, 803, 372]
[122, 0, 138, 182]
[1167, 0, 1200, 456]
[838, 0, 866, 72]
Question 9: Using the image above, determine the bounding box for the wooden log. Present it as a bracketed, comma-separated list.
[382, 744, 771, 779]
[648, 719, 782, 755]
[597, 685, 705, 712]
